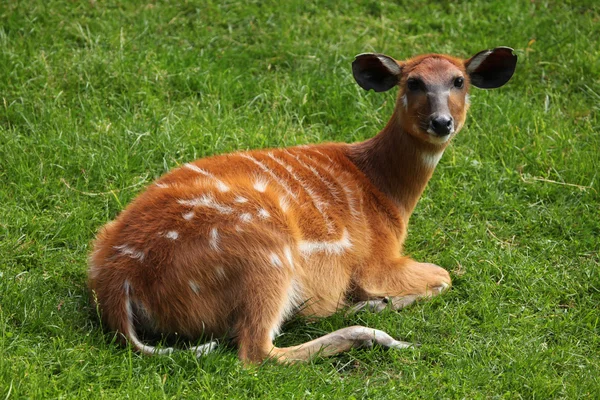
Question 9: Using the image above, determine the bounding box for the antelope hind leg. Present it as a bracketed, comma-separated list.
[269, 325, 415, 363]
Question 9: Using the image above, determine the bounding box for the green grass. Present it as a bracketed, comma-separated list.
[1, 0, 599, 398]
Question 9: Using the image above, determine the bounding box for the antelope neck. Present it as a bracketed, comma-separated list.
[347, 110, 444, 219]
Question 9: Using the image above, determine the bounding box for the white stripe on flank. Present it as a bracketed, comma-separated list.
[307, 148, 362, 219]
[178, 195, 233, 214]
[271, 151, 335, 234]
[283, 246, 294, 270]
[184, 163, 230, 192]
[239, 154, 298, 200]
[279, 196, 290, 212]
[209, 227, 220, 251]
[294, 152, 344, 203]
[298, 229, 352, 256]
[114, 244, 145, 261]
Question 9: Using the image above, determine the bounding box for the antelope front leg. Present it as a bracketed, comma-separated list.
[351, 257, 451, 313]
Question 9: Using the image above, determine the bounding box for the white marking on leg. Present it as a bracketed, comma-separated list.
[178, 195, 233, 214]
[184, 163, 230, 192]
[114, 244, 145, 261]
[239, 154, 298, 200]
[270, 253, 283, 268]
[257, 208, 270, 219]
[209, 227, 220, 251]
[189, 281, 201, 294]
[165, 231, 179, 240]
[239, 213, 253, 223]
[421, 151, 444, 169]
[253, 177, 268, 192]
[298, 228, 352, 256]
[182, 211, 195, 220]
[270, 279, 303, 340]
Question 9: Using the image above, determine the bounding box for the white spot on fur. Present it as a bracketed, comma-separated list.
[421, 151, 444, 169]
[155, 182, 169, 189]
[401, 94, 408, 110]
[234, 196, 248, 203]
[270, 253, 283, 268]
[298, 229, 352, 256]
[215, 266, 226, 280]
[215, 181, 230, 192]
[178, 195, 233, 214]
[165, 231, 179, 240]
[189, 281, 201, 294]
[114, 244, 145, 261]
[209, 227, 220, 251]
[253, 177, 268, 192]
[239, 213, 253, 223]
[183, 211, 195, 220]
[235, 225, 244, 232]
[257, 208, 270, 219]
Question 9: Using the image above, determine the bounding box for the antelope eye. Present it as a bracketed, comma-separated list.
[454, 77, 464, 89]
[407, 78, 421, 91]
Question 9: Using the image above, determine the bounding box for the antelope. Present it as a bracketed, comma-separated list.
[88, 47, 517, 364]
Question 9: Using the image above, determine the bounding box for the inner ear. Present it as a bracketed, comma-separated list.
[465, 47, 517, 89]
[352, 53, 401, 92]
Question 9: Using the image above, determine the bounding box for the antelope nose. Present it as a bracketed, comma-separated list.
[430, 116, 454, 136]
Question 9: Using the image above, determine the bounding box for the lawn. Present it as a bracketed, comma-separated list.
[1, 0, 599, 398]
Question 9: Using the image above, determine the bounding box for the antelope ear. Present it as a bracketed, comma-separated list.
[352, 53, 401, 92]
[465, 47, 517, 89]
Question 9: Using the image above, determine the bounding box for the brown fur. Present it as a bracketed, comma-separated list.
[88, 50, 510, 364]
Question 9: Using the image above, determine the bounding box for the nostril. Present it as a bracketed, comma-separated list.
[430, 116, 454, 136]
